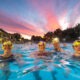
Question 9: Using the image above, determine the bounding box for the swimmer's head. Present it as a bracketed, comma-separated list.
[73, 40, 80, 51]
[73, 40, 80, 47]
[2, 41, 13, 50]
[52, 37, 60, 44]
[52, 37, 60, 49]
[38, 41, 46, 51]
[38, 41, 46, 46]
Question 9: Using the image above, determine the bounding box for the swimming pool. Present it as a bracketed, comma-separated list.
[0, 43, 80, 80]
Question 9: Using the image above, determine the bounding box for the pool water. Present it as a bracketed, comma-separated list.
[0, 43, 80, 80]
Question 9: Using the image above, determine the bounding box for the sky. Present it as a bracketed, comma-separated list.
[0, 0, 80, 39]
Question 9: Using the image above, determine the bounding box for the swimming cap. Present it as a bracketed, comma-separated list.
[38, 41, 46, 46]
[73, 40, 80, 46]
[52, 37, 60, 43]
[2, 41, 13, 50]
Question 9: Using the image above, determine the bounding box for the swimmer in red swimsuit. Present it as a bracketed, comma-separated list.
[30, 41, 52, 59]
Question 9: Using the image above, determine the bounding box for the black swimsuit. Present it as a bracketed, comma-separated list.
[0, 55, 15, 62]
[37, 52, 50, 56]
[72, 55, 80, 60]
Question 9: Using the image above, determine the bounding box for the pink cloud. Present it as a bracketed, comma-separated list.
[0, 11, 44, 37]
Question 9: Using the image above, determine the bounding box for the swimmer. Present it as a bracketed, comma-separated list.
[30, 41, 52, 59]
[0, 41, 13, 58]
[52, 37, 65, 52]
[72, 40, 80, 58]
[0, 41, 22, 62]
[29, 41, 53, 80]
[51, 37, 70, 61]
[0, 41, 24, 80]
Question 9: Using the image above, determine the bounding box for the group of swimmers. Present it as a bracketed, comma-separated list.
[30, 37, 80, 60]
[30, 37, 64, 59]
[0, 37, 80, 62]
